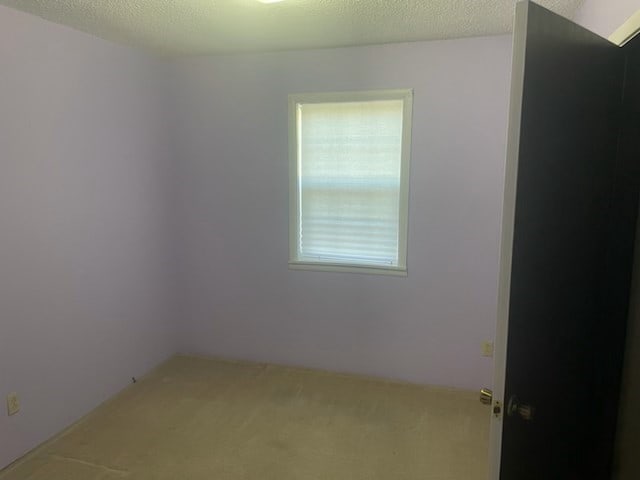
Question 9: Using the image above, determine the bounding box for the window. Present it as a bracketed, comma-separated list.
[289, 89, 412, 275]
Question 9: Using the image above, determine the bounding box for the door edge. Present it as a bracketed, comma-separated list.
[489, 1, 529, 478]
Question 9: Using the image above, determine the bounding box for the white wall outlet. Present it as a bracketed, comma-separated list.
[7, 392, 20, 416]
[482, 341, 494, 357]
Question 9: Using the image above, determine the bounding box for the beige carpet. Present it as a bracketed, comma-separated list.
[0, 355, 489, 480]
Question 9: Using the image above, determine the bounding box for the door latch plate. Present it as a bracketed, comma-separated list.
[493, 401, 502, 418]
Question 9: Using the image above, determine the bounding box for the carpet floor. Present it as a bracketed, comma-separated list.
[0, 355, 489, 479]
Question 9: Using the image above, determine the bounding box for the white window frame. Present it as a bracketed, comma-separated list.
[288, 89, 413, 276]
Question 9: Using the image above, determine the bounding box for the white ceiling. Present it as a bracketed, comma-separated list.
[1, 0, 584, 55]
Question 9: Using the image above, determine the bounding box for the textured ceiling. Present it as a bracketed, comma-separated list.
[1, 0, 584, 55]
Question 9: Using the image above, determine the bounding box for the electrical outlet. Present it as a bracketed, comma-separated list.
[7, 392, 20, 416]
[482, 341, 494, 357]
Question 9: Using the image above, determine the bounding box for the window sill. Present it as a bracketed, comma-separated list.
[288, 260, 407, 277]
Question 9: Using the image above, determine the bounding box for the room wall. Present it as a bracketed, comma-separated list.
[575, 0, 640, 39]
[171, 36, 513, 390]
[0, 6, 178, 469]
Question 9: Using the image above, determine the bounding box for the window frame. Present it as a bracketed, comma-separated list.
[288, 89, 413, 276]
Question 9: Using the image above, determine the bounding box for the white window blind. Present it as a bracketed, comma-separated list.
[289, 90, 412, 275]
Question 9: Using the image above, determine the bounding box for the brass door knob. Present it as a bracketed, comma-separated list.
[480, 388, 493, 405]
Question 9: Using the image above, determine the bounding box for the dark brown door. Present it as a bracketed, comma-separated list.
[498, 2, 637, 478]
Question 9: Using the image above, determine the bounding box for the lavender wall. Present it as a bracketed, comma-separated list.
[575, 0, 639, 39]
[171, 36, 513, 390]
[0, 6, 178, 468]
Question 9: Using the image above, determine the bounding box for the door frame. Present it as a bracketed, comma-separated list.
[609, 8, 640, 46]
